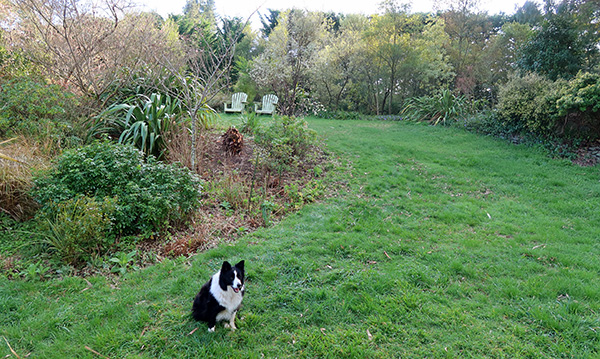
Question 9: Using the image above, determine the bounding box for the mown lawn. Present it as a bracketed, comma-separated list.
[2, 118, 599, 358]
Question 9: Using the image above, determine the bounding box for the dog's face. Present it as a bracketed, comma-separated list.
[218, 260, 245, 293]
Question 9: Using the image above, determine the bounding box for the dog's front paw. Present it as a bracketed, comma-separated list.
[224, 323, 237, 330]
[208, 327, 215, 333]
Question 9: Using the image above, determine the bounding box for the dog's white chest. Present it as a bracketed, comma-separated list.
[209, 273, 244, 313]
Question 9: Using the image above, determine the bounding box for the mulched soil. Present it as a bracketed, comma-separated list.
[141, 128, 326, 260]
[572, 140, 600, 167]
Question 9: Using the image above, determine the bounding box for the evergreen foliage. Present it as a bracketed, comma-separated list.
[31, 142, 202, 237]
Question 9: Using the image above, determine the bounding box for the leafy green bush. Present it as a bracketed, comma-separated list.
[496, 73, 564, 137]
[456, 110, 513, 138]
[493, 72, 600, 143]
[39, 196, 117, 266]
[0, 77, 81, 145]
[31, 141, 202, 237]
[401, 89, 469, 126]
[556, 71, 600, 140]
[253, 116, 318, 171]
[315, 110, 362, 120]
[457, 111, 580, 159]
[0, 46, 38, 81]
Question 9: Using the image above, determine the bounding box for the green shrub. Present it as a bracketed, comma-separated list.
[31, 141, 202, 237]
[315, 110, 362, 120]
[233, 57, 258, 106]
[0, 77, 81, 146]
[0, 46, 39, 82]
[496, 73, 565, 137]
[456, 110, 512, 138]
[556, 71, 600, 140]
[39, 196, 117, 266]
[253, 116, 318, 171]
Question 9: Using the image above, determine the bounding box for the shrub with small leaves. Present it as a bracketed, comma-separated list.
[556, 71, 600, 140]
[39, 195, 117, 266]
[0, 77, 81, 144]
[31, 141, 202, 238]
[253, 116, 318, 171]
[496, 73, 564, 137]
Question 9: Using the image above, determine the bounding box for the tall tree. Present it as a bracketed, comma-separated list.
[364, 0, 415, 114]
[482, 21, 534, 101]
[513, 0, 542, 25]
[411, 17, 455, 96]
[517, 0, 600, 80]
[259, 9, 280, 38]
[251, 9, 327, 115]
[157, 16, 245, 171]
[183, 0, 216, 25]
[310, 14, 369, 112]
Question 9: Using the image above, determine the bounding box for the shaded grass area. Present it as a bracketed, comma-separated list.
[2, 119, 599, 358]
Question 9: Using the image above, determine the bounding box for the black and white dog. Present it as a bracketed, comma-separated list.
[192, 260, 245, 332]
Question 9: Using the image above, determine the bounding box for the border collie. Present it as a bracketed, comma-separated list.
[192, 260, 245, 332]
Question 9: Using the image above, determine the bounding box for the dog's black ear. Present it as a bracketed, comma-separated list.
[221, 261, 232, 272]
[235, 260, 245, 271]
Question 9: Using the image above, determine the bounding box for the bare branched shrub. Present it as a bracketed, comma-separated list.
[155, 19, 249, 170]
[8, 0, 184, 107]
[164, 122, 209, 173]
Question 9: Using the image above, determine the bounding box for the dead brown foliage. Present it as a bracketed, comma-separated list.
[221, 127, 244, 156]
[0, 137, 51, 220]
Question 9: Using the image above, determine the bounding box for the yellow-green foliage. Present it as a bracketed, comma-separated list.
[497, 72, 600, 140]
[557, 71, 600, 139]
[496, 73, 564, 136]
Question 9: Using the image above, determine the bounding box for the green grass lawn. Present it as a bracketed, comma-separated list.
[2, 118, 599, 358]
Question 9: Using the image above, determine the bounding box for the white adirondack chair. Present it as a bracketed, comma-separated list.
[224, 92, 248, 113]
[254, 94, 278, 115]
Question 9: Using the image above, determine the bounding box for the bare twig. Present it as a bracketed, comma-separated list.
[154, 13, 256, 171]
[84, 346, 110, 359]
[2, 336, 21, 359]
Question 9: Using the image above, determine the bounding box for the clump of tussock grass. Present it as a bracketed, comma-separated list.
[0, 137, 52, 220]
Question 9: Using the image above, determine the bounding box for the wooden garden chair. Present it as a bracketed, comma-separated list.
[224, 92, 248, 113]
[254, 94, 278, 115]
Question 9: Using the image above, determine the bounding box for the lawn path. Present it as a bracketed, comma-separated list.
[1, 119, 599, 358]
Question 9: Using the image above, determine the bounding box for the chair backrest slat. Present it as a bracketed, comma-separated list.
[262, 94, 278, 112]
[232, 92, 248, 109]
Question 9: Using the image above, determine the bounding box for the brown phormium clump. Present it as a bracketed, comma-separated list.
[221, 127, 244, 155]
